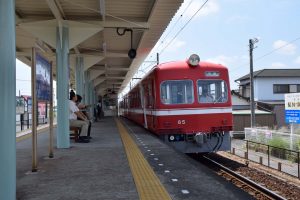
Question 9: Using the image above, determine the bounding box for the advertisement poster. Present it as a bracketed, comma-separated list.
[36, 53, 51, 101]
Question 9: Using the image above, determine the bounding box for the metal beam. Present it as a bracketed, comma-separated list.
[92, 65, 130, 72]
[80, 20, 150, 29]
[106, 76, 126, 80]
[76, 51, 128, 58]
[89, 69, 105, 81]
[99, 0, 105, 21]
[94, 77, 106, 87]
[45, 0, 64, 20]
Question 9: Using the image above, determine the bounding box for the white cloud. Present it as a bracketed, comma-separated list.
[272, 40, 297, 55]
[294, 56, 300, 64]
[270, 62, 287, 68]
[181, 0, 220, 19]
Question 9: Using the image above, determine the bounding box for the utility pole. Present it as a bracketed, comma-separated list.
[249, 38, 258, 127]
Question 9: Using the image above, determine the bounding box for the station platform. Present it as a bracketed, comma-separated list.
[16, 117, 253, 200]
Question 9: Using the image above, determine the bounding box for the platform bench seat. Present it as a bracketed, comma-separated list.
[70, 127, 80, 142]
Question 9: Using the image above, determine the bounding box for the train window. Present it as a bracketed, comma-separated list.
[160, 80, 194, 104]
[197, 80, 228, 103]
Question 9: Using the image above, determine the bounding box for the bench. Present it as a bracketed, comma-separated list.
[70, 127, 80, 142]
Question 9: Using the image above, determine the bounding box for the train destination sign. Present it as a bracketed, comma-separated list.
[285, 93, 300, 124]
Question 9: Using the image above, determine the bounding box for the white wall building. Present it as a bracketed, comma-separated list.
[235, 69, 300, 128]
[236, 69, 300, 101]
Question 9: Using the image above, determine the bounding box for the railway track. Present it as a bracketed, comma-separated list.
[198, 155, 286, 200]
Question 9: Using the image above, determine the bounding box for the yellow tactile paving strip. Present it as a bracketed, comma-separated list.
[16, 125, 53, 142]
[115, 118, 172, 200]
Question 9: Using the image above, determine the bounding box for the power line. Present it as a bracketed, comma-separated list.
[157, 0, 194, 50]
[229, 36, 300, 75]
[123, 0, 210, 94]
[255, 36, 300, 61]
[159, 0, 209, 55]
[125, 1, 208, 89]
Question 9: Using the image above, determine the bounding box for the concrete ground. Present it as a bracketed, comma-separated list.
[16, 117, 253, 200]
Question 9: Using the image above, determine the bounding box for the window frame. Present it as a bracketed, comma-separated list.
[273, 84, 290, 94]
[160, 79, 194, 105]
[197, 79, 229, 104]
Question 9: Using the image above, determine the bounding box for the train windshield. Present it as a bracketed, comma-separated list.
[160, 80, 194, 104]
[197, 80, 228, 103]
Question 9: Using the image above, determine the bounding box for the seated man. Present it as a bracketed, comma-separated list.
[69, 91, 90, 143]
[76, 94, 91, 118]
[75, 94, 92, 138]
[199, 88, 213, 103]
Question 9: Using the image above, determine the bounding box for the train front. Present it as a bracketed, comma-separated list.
[155, 54, 233, 153]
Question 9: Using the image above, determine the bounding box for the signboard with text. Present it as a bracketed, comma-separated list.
[36, 53, 51, 101]
[285, 93, 300, 124]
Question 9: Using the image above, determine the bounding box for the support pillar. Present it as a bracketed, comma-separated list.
[56, 26, 70, 148]
[75, 56, 83, 95]
[0, 0, 16, 199]
[84, 71, 90, 104]
[89, 82, 94, 116]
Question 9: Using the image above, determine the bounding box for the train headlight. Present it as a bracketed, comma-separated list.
[188, 54, 200, 67]
[169, 135, 175, 141]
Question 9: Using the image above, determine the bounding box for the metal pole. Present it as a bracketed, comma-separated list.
[246, 140, 249, 158]
[268, 145, 270, 167]
[156, 52, 159, 65]
[297, 151, 300, 179]
[290, 123, 294, 150]
[31, 48, 38, 172]
[49, 61, 54, 158]
[249, 39, 256, 127]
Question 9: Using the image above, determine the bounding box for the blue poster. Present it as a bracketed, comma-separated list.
[285, 110, 300, 124]
[36, 53, 51, 101]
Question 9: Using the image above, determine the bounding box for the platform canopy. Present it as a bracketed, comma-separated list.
[15, 0, 183, 95]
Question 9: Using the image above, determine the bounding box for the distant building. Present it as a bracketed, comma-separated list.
[234, 69, 300, 128]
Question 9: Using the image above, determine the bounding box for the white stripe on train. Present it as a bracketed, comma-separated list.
[125, 107, 232, 116]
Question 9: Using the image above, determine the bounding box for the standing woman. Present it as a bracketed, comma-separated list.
[96, 98, 102, 120]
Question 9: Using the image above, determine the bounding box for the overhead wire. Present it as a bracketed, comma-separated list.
[159, 0, 209, 55]
[124, 0, 210, 95]
[157, 0, 195, 51]
[229, 36, 300, 76]
[255, 36, 300, 62]
[122, 0, 210, 94]
[137, 0, 208, 73]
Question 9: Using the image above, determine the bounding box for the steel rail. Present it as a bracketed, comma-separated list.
[203, 155, 286, 200]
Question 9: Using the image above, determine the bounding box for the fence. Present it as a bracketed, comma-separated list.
[244, 128, 300, 151]
[231, 139, 300, 179]
[16, 117, 47, 132]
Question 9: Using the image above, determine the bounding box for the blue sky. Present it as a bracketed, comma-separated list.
[137, 0, 300, 90]
[16, 59, 31, 96]
[17, 0, 300, 95]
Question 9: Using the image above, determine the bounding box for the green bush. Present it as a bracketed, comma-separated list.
[296, 139, 300, 151]
[268, 137, 289, 159]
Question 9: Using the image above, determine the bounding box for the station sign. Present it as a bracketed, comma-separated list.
[285, 93, 300, 124]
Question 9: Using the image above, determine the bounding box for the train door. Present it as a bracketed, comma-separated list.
[148, 79, 155, 130]
[139, 83, 148, 129]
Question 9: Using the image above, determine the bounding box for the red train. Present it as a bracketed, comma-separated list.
[119, 54, 232, 153]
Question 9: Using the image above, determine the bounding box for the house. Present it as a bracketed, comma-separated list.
[234, 69, 300, 128]
[231, 90, 275, 131]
